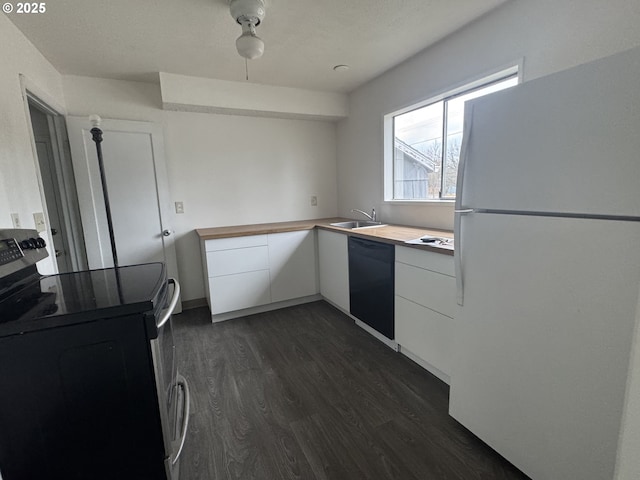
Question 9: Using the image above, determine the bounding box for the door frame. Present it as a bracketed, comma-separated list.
[20, 74, 88, 273]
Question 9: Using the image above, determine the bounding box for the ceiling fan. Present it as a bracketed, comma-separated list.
[229, 0, 266, 60]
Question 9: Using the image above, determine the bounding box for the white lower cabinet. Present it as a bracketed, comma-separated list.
[203, 234, 271, 315]
[395, 262, 455, 318]
[268, 230, 318, 303]
[317, 229, 349, 312]
[395, 246, 455, 382]
[395, 296, 453, 378]
[209, 270, 271, 314]
[206, 246, 269, 277]
[200, 229, 457, 380]
[201, 230, 318, 318]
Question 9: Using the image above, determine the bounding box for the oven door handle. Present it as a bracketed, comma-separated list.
[171, 374, 191, 465]
[157, 278, 180, 329]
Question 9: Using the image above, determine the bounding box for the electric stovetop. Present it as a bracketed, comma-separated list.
[0, 262, 166, 337]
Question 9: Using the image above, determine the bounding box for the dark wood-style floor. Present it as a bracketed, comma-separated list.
[173, 301, 528, 480]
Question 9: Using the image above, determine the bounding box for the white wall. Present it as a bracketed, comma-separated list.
[336, 0, 640, 230]
[62, 76, 338, 301]
[0, 14, 65, 273]
[163, 111, 337, 301]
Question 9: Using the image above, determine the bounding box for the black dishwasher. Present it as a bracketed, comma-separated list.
[348, 236, 395, 339]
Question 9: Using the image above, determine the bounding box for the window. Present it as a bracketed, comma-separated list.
[385, 68, 519, 201]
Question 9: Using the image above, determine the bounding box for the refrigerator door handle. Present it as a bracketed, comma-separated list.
[454, 103, 475, 306]
[454, 103, 474, 213]
[454, 209, 473, 306]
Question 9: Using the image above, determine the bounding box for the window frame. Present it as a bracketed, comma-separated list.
[383, 64, 522, 203]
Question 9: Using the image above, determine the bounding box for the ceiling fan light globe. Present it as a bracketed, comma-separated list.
[236, 33, 264, 60]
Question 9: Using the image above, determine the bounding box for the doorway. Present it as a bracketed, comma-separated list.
[27, 97, 88, 273]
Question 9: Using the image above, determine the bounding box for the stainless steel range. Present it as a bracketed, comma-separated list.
[0, 229, 188, 480]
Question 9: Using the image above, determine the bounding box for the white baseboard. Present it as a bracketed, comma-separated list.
[210, 294, 322, 322]
[181, 297, 208, 310]
[398, 345, 450, 385]
[353, 319, 399, 351]
[319, 297, 398, 351]
[320, 297, 349, 314]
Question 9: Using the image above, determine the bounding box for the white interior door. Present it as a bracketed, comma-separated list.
[66, 116, 181, 310]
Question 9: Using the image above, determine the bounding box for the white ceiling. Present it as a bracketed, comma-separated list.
[8, 0, 509, 93]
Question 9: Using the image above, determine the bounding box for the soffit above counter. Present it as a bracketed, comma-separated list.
[159, 73, 348, 121]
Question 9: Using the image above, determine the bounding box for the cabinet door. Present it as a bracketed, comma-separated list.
[395, 296, 453, 377]
[317, 229, 349, 312]
[268, 230, 318, 303]
[209, 270, 271, 314]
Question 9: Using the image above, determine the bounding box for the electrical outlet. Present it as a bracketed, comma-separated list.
[33, 212, 46, 232]
[310, 195, 318, 207]
[175, 201, 184, 214]
[11, 213, 21, 228]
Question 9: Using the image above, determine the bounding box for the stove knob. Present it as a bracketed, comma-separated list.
[27, 238, 38, 249]
[20, 239, 32, 250]
[35, 237, 46, 249]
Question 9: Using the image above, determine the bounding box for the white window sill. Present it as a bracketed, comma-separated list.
[384, 199, 455, 206]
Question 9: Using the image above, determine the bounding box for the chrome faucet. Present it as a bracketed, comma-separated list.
[351, 208, 377, 222]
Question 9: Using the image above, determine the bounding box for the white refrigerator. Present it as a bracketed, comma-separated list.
[449, 46, 640, 480]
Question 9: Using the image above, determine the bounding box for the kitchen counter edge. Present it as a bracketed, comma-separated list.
[196, 218, 454, 256]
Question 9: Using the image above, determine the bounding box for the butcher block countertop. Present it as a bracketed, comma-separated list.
[196, 218, 454, 255]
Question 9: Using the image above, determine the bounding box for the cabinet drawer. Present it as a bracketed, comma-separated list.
[209, 270, 271, 314]
[395, 296, 453, 377]
[204, 234, 268, 252]
[206, 246, 269, 277]
[396, 246, 454, 277]
[395, 262, 455, 318]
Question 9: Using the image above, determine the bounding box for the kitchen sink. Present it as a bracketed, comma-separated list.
[330, 220, 387, 229]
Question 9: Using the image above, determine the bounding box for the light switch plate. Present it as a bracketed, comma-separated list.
[11, 213, 21, 228]
[175, 201, 184, 214]
[33, 212, 46, 232]
[310, 195, 318, 207]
